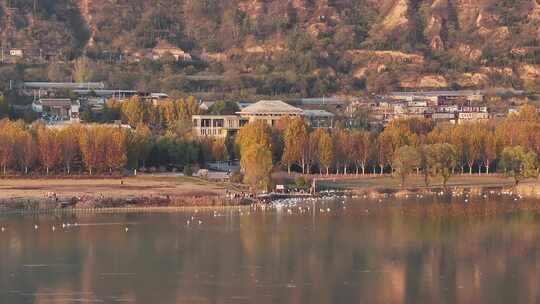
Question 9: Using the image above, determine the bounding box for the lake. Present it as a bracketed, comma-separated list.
[1, 198, 540, 304]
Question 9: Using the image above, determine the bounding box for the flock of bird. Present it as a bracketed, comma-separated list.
[0, 222, 131, 233]
[0, 190, 530, 233]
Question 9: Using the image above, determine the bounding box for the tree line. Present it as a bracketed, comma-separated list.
[0, 120, 127, 175]
[2, 104, 539, 189]
[235, 105, 540, 190]
[0, 119, 229, 176]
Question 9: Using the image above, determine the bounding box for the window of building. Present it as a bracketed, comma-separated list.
[213, 119, 224, 127]
[202, 119, 211, 127]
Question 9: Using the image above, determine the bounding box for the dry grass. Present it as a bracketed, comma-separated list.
[0, 174, 235, 200]
[314, 174, 516, 191]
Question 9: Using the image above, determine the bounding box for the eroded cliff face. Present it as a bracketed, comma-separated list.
[1, 0, 539, 90]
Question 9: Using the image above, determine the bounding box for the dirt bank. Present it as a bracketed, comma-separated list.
[0, 175, 248, 212]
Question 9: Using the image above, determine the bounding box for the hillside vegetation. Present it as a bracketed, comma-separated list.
[1, 0, 540, 97]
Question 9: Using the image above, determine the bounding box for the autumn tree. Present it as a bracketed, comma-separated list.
[105, 127, 127, 173]
[59, 124, 81, 174]
[392, 145, 420, 187]
[336, 129, 355, 175]
[19, 128, 37, 174]
[236, 121, 274, 191]
[161, 96, 202, 128]
[298, 122, 314, 174]
[127, 124, 153, 169]
[241, 144, 273, 192]
[427, 143, 458, 189]
[316, 130, 334, 175]
[211, 138, 229, 161]
[376, 131, 392, 174]
[79, 126, 103, 175]
[122, 96, 148, 127]
[514, 104, 538, 122]
[36, 125, 61, 175]
[281, 117, 304, 174]
[482, 123, 500, 174]
[449, 123, 469, 173]
[279, 118, 314, 175]
[499, 146, 538, 186]
[236, 120, 273, 152]
[305, 130, 320, 174]
[418, 144, 431, 187]
[350, 130, 370, 175]
[467, 123, 484, 174]
[0, 120, 16, 174]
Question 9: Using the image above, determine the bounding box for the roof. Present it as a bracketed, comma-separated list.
[302, 110, 335, 117]
[192, 114, 239, 119]
[240, 100, 303, 115]
[38, 98, 73, 107]
[23, 82, 106, 90]
[300, 97, 347, 105]
[389, 90, 485, 97]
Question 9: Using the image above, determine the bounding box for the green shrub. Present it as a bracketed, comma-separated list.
[294, 176, 310, 190]
[183, 165, 193, 177]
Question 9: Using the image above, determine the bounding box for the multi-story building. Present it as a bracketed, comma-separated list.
[192, 115, 247, 138]
[432, 112, 457, 122]
[192, 100, 334, 138]
[388, 90, 485, 104]
[457, 111, 490, 123]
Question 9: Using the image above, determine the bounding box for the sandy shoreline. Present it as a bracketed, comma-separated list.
[2, 174, 540, 213]
[0, 175, 247, 212]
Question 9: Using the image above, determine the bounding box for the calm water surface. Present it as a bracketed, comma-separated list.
[1, 199, 540, 304]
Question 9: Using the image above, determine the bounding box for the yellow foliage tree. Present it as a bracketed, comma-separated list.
[236, 121, 274, 191]
[36, 125, 61, 175]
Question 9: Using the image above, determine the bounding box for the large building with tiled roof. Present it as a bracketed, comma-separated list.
[192, 100, 334, 138]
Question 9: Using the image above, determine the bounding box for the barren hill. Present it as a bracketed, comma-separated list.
[1, 0, 539, 95]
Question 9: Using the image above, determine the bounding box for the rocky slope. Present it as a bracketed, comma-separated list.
[1, 0, 539, 93]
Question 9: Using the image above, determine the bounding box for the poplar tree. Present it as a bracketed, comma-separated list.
[37, 126, 61, 175]
[236, 121, 274, 191]
[0, 120, 16, 175]
[79, 126, 101, 175]
[317, 130, 334, 175]
[59, 124, 81, 175]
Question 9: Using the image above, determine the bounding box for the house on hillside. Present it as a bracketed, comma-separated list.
[152, 40, 192, 61]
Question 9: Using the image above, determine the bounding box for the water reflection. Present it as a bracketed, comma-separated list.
[1, 200, 540, 303]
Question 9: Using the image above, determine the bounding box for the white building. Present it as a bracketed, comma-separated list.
[33, 98, 80, 123]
